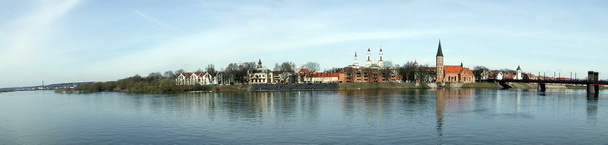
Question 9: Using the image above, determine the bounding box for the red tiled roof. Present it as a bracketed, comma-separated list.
[181, 72, 193, 76]
[308, 72, 339, 78]
[299, 69, 310, 74]
[458, 68, 473, 75]
[444, 65, 463, 74]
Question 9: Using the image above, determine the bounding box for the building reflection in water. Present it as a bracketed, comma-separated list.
[337, 90, 427, 126]
[435, 89, 475, 137]
[170, 91, 320, 124]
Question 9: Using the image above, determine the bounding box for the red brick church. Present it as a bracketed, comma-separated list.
[435, 40, 475, 83]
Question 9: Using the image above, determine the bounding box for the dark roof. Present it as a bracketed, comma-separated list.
[436, 40, 443, 57]
[517, 65, 521, 70]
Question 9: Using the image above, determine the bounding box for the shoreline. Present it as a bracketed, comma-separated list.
[207, 82, 604, 92]
[55, 82, 607, 94]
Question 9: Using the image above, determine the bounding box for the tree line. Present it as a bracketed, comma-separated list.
[58, 72, 211, 93]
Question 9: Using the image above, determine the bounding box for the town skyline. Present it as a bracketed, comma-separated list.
[1, 0, 607, 88]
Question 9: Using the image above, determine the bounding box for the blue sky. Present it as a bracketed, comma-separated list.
[1, 0, 607, 87]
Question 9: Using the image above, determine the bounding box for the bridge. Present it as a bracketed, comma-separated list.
[497, 71, 606, 94]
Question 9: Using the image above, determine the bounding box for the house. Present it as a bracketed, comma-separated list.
[475, 69, 490, 81]
[308, 72, 340, 83]
[176, 71, 217, 86]
[248, 59, 274, 84]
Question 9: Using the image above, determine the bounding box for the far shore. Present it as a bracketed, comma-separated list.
[205, 82, 603, 92]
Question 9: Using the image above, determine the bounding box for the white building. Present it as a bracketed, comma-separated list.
[248, 59, 274, 84]
[515, 66, 523, 80]
[364, 48, 385, 68]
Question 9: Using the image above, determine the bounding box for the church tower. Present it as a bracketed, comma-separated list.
[366, 48, 372, 67]
[516, 65, 522, 80]
[378, 48, 384, 67]
[257, 59, 263, 68]
[436, 40, 444, 82]
[353, 52, 359, 66]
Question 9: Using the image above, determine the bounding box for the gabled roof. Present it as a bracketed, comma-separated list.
[298, 69, 310, 75]
[181, 72, 193, 76]
[444, 65, 462, 74]
[458, 68, 474, 75]
[504, 73, 516, 79]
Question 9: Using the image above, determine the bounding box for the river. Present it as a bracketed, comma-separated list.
[0, 89, 606, 144]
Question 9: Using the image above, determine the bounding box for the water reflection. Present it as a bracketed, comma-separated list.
[435, 89, 475, 137]
[586, 94, 598, 125]
[2, 90, 607, 144]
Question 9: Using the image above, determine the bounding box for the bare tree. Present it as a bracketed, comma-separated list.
[301, 62, 320, 72]
[383, 61, 394, 68]
[163, 71, 174, 78]
[206, 64, 216, 74]
[279, 62, 296, 72]
[175, 69, 185, 75]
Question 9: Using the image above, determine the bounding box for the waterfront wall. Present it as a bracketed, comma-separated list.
[208, 82, 583, 92]
[251, 83, 339, 91]
[338, 83, 426, 90]
[211, 85, 251, 92]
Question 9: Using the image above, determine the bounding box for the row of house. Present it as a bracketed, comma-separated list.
[176, 72, 233, 86]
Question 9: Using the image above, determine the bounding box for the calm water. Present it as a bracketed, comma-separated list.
[1, 89, 607, 144]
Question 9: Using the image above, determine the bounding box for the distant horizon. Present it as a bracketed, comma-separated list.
[1, 0, 607, 88]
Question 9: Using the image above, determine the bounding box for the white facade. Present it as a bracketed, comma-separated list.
[176, 72, 218, 86]
[364, 48, 385, 68]
[248, 59, 274, 84]
[497, 72, 504, 80]
[310, 76, 339, 83]
[515, 66, 523, 80]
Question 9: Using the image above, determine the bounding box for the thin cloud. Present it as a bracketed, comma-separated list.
[134, 10, 184, 32]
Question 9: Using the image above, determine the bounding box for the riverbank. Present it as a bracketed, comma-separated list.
[63, 82, 606, 93]
[210, 82, 505, 92]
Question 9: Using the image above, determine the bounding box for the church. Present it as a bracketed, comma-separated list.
[364, 48, 384, 68]
[435, 41, 475, 83]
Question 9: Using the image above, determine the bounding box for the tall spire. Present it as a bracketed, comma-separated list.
[257, 59, 263, 68]
[436, 40, 443, 57]
[353, 52, 359, 66]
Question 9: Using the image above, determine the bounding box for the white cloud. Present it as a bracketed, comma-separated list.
[0, 0, 81, 87]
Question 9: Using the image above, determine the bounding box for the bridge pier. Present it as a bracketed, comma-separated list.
[538, 83, 546, 92]
[587, 84, 598, 94]
[587, 71, 600, 94]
